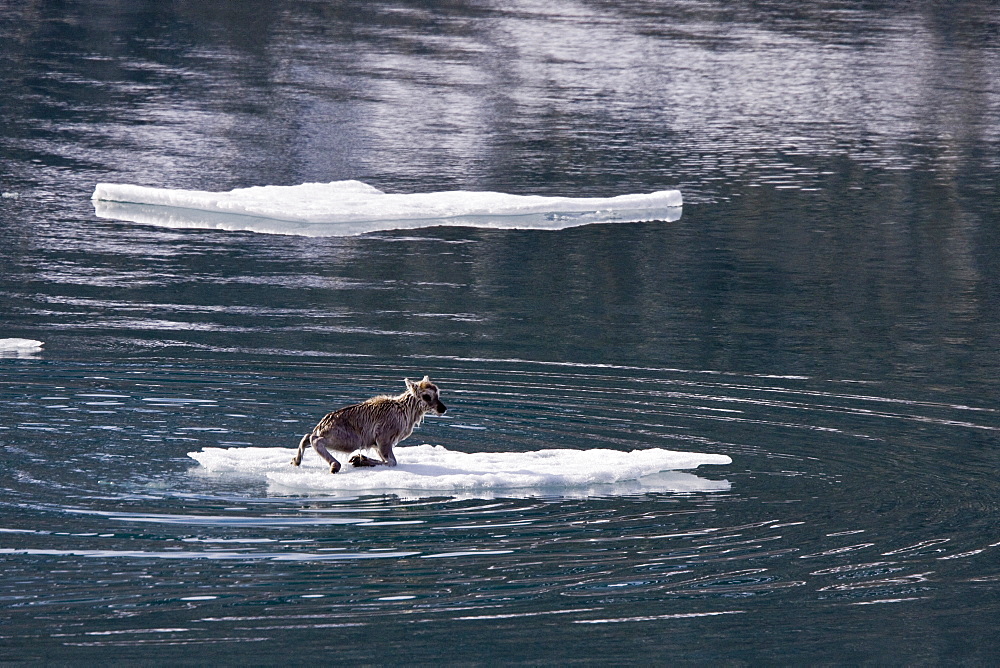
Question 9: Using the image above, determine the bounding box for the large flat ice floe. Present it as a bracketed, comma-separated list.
[188, 444, 730, 499]
[92, 180, 682, 236]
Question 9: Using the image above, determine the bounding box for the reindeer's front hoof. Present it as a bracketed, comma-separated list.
[349, 454, 380, 467]
[330, 461, 342, 474]
[291, 457, 301, 467]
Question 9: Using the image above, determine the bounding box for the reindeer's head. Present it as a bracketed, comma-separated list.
[405, 376, 447, 414]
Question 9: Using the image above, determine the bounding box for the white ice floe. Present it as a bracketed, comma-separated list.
[92, 180, 682, 236]
[188, 444, 730, 499]
[0, 338, 44, 357]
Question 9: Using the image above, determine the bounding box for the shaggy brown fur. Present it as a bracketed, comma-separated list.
[291, 376, 447, 473]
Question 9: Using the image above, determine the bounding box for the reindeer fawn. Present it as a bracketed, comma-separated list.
[291, 376, 447, 473]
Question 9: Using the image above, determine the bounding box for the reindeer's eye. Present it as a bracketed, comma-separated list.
[422, 394, 432, 402]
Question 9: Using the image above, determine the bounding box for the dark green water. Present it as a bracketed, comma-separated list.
[2, 1, 1000, 663]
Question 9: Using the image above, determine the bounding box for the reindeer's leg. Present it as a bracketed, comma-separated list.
[350, 439, 386, 467]
[291, 433, 310, 466]
[311, 436, 342, 474]
[375, 438, 398, 467]
[349, 453, 381, 467]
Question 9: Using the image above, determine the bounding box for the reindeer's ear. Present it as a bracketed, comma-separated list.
[404, 377, 415, 391]
[421, 375, 431, 384]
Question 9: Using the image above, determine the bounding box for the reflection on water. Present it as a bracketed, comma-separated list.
[2, 0, 998, 200]
[2, 0, 1000, 664]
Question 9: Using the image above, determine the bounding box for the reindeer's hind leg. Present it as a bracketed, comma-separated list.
[291, 433, 342, 473]
[291, 433, 310, 466]
[310, 436, 342, 473]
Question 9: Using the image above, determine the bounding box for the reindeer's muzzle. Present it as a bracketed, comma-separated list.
[434, 400, 447, 415]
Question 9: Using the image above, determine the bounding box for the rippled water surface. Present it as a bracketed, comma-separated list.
[3, 1, 1000, 663]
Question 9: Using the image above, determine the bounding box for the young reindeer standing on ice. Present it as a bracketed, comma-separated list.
[291, 376, 447, 473]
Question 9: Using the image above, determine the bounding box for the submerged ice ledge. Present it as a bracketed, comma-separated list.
[189, 444, 730, 500]
[92, 180, 682, 237]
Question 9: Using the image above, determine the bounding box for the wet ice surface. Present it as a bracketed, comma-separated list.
[3, 0, 1000, 663]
